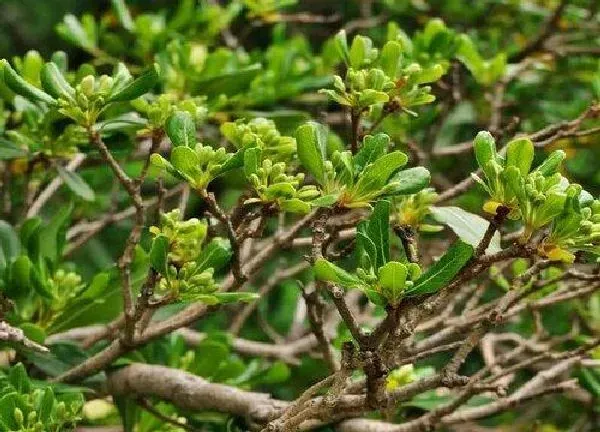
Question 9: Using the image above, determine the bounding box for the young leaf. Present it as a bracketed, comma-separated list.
[506, 138, 534, 176]
[473, 131, 497, 178]
[170, 146, 200, 179]
[334, 30, 350, 64]
[349, 35, 373, 69]
[40, 62, 75, 101]
[8, 363, 31, 393]
[353, 151, 408, 198]
[280, 198, 311, 214]
[378, 261, 407, 305]
[1, 60, 56, 105]
[108, 63, 160, 102]
[296, 122, 327, 184]
[314, 258, 364, 289]
[535, 150, 566, 176]
[196, 238, 232, 272]
[243, 147, 262, 177]
[380, 41, 402, 78]
[430, 206, 501, 254]
[56, 165, 95, 202]
[353, 134, 389, 173]
[166, 111, 196, 147]
[149, 235, 169, 276]
[385, 167, 431, 196]
[407, 241, 474, 296]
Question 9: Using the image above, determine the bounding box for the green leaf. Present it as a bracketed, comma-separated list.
[431, 206, 501, 254]
[212, 292, 260, 304]
[166, 111, 196, 147]
[114, 396, 139, 432]
[334, 30, 350, 64]
[535, 150, 566, 176]
[349, 35, 373, 69]
[243, 147, 262, 177]
[193, 64, 262, 98]
[296, 122, 328, 184]
[1, 60, 56, 105]
[0, 138, 27, 160]
[506, 138, 534, 176]
[365, 200, 390, 269]
[170, 146, 200, 179]
[111, 0, 134, 31]
[385, 167, 431, 196]
[353, 151, 408, 198]
[407, 241, 473, 296]
[56, 14, 96, 51]
[311, 194, 339, 207]
[378, 261, 407, 305]
[473, 131, 497, 178]
[193, 340, 229, 378]
[353, 134, 389, 173]
[40, 62, 75, 101]
[149, 235, 169, 276]
[10, 255, 31, 293]
[196, 238, 232, 272]
[37, 387, 54, 423]
[56, 165, 95, 202]
[39, 203, 73, 266]
[314, 258, 363, 289]
[379, 41, 402, 78]
[8, 363, 31, 394]
[280, 198, 311, 214]
[0, 220, 20, 273]
[108, 63, 160, 102]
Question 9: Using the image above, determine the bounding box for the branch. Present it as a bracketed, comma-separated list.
[0, 321, 48, 352]
[509, 0, 570, 63]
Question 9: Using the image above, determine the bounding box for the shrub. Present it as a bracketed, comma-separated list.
[0, 1, 600, 431]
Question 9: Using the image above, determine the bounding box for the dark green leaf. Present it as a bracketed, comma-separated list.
[108, 64, 160, 102]
[1, 60, 55, 105]
[407, 241, 473, 296]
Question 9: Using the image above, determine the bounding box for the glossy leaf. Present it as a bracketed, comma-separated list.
[385, 167, 431, 196]
[296, 121, 328, 184]
[149, 235, 169, 276]
[166, 111, 196, 147]
[108, 64, 160, 102]
[1, 60, 56, 105]
[506, 138, 534, 176]
[407, 241, 474, 296]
